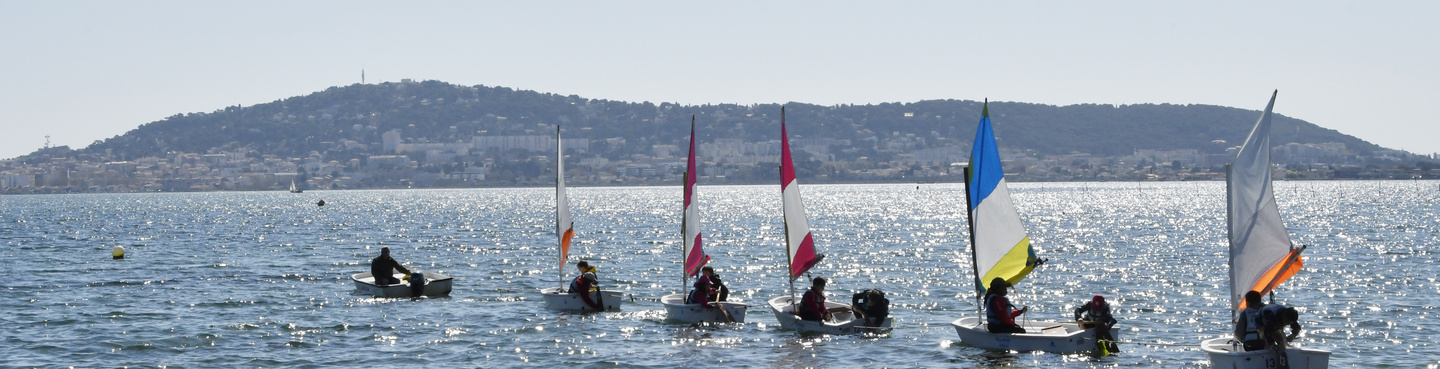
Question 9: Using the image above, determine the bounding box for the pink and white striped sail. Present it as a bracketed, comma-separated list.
[779, 108, 821, 281]
[682, 117, 709, 277]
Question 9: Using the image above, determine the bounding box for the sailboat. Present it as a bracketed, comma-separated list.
[1199, 91, 1330, 368]
[661, 116, 748, 323]
[766, 107, 893, 335]
[540, 126, 622, 311]
[951, 100, 1111, 353]
[289, 179, 303, 193]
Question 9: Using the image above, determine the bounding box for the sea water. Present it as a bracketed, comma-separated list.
[2, 181, 1436, 368]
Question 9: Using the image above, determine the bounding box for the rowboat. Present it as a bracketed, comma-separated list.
[351, 271, 452, 297]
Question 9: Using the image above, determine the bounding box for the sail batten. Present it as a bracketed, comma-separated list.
[967, 101, 1039, 295]
[1227, 90, 1303, 311]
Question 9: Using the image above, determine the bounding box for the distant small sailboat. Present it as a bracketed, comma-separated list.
[767, 107, 892, 334]
[951, 100, 1110, 353]
[289, 179, 303, 193]
[540, 126, 622, 311]
[662, 116, 748, 323]
[1200, 91, 1330, 368]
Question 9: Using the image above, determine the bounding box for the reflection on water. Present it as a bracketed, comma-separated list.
[1, 181, 1436, 367]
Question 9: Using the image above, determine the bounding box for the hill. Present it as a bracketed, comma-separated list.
[8, 80, 1431, 194]
[42, 81, 1379, 164]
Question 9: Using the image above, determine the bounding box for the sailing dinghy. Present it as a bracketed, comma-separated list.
[540, 126, 623, 311]
[661, 117, 748, 323]
[767, 107, 893, 335]
[951, 101, 1112, 353]
[1199, 91, 1330, 368]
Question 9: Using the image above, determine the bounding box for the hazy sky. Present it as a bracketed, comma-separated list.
[3, 1, 1438, 160]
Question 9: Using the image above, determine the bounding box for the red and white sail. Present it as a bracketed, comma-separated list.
[683, 117, 709, 277]
[780, 108, 821, 281]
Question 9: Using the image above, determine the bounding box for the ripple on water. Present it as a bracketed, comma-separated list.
[0, 183, 1436, 366]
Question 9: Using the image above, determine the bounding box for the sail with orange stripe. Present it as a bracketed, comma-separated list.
[1227, 90, 1306, 311]
[556, 126, 574, 285]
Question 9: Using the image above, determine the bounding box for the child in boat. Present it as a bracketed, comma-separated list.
[985, 277, 1028, 333]
[799, 277, 831, 321]
[576, 261, 597, 282]
[688, 266, 715, 305]
[1075, 294, 1119, 351]
[568, 272, 602, 310]
[1234, 291, 1267, 351]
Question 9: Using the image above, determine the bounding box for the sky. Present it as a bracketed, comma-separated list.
[3, 1, 1438, 160]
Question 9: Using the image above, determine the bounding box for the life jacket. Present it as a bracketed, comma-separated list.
[568, 275, 590, 293]
[1240, 306, 1263, 342]
[984, 293, 1012, 326]
[1080, 302, 1111, 322]
[688, 277, 712, 305]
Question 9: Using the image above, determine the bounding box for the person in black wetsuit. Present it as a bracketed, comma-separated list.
[852, 289, 889, 327]
[705, 266, 729, 302]
[370, 247, 412, 285]
[1075, 294, 1119, 352]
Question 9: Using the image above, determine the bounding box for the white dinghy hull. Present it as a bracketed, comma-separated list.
[768, 295, 892, 335]
[951, 316, 1109, 353]
[351, 272, 453, 298]
[1201, 337, 1331, 369]
[540, 287, 623, 312]
[661, 293, 747, 323]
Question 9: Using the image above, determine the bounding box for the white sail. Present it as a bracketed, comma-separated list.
[1227, 90, 1302, 312]
[556, 127, 574, 285]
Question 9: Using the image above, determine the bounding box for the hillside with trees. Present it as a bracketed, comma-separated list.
[33, 81, 1376, 164]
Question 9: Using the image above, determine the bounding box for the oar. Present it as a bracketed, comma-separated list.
[715, 301, 736, 323]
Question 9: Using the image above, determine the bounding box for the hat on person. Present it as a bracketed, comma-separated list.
[582, 272, 596, 282]
[1092, 294, 1107, 307]
[989, 277, 1011, 291]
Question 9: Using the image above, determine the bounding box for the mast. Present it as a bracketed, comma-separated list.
[963, 165, 981, 315]
[681, 169, 689, 299]
[780, 107, 796, 307]
[1225, 163, 1235, 321]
